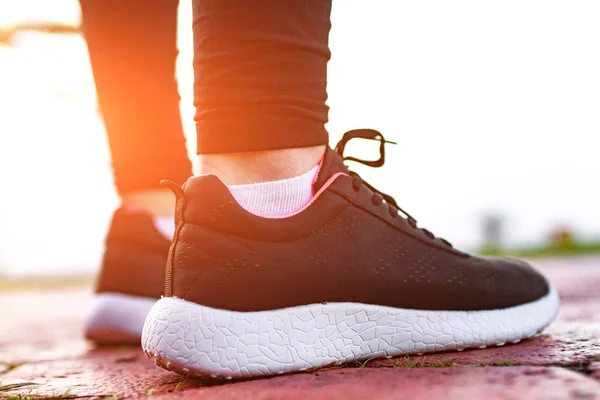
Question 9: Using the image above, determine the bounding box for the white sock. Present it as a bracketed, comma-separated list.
[227, 165, 319, 218]
[154, 216, 175, 239]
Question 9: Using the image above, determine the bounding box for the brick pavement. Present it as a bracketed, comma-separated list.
[1, 256, 599, 399]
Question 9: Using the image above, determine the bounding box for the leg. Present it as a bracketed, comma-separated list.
[80, 0, 189, 343]
[194, 0, 331, 184]
[80, 0, 192, 215]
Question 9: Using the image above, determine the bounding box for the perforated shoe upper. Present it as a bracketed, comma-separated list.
[166, 143, 550, 312]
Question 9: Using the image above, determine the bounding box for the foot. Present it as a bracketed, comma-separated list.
[84, 207, 171, 344]
[141, 129, 559, 378]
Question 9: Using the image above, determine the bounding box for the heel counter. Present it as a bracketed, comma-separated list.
[170, 222, 253, 304]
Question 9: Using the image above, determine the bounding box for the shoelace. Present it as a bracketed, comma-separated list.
[335, 129, 453, 248]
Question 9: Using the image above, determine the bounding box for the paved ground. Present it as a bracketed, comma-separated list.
[1, 256, 600, 399]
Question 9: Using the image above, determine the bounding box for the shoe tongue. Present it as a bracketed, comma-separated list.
[313, 147, 349, 192]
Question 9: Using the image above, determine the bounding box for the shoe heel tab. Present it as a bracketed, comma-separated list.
[180, 174, 234, 198]
[160, 180, 185, 199]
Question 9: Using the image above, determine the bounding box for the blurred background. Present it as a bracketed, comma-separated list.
[0, 0, 599, 279]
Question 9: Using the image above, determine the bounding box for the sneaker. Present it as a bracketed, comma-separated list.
[141, 129, 559, 378]
[84, 207, 171, 344]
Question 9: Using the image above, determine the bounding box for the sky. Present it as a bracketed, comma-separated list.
[0, 0, 599, 277]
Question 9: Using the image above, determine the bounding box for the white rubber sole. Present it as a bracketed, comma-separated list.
[142, 286, 559, 378]
[84, 293, 157, 344]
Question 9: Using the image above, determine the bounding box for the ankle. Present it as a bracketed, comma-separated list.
[121, 188, 175, 217]
[196, 145, 326, 185]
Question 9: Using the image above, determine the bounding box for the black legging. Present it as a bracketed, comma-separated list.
[80, 0, 331, 194]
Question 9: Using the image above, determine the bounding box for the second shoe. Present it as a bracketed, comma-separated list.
[142, 129, 559, 378]
[84, 208, 170, 344]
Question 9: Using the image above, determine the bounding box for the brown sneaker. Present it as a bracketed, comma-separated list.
[142, 129, 559, 378]
[84, 207, 170, 344]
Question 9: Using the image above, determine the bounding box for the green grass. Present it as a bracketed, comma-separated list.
[354, 358, 375, 368]
[0, 383, 38, 392]
[389, 356, 459, 368]
[391, 356, 426, 368]
[174, 381, 184, 392]
[478, 241, 600, 258]
[0, 386, 119, 400]
[492, 360, 515, 367]
[432, 359, 458, 368]
[0, 362, 23, 374]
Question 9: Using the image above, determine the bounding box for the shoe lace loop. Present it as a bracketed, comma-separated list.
[335, 129, 453, 248]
